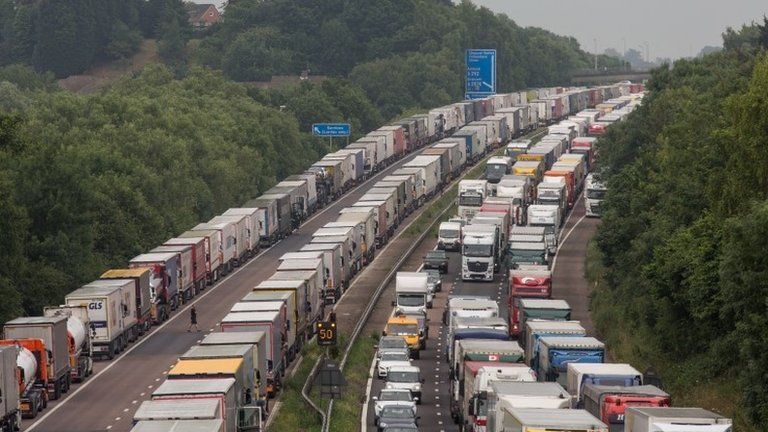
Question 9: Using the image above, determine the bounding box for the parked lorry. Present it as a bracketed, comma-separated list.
[209, 215, 250, 266]
[133, 399, 221, 423]
[243, 197, 280, 246]
[585, 173, 606, 217]
[458, 363, 537, 429]
[129, 252, 181, 323]
[511, 298, 571, 341]
[65, 281, 137, 359]
[193, 220, 238, 273]
[449, 340, 524, 401]
[497, 175, 534, 208]
[583, 385, 670, 432]
[542, 169, 576, 209]
[538, 337, 605, 386]
[178, 229, 223, 285]
[200, 331, 269, 400]
[299, 242, 348, 302]
[536, 182, 566, 215]
[162, 237, 209, 292]
[221, 208, 264, 258]
[570, 137, 597, 170]
[252, 279, 305, 361]
[509, 266, 551, 299]
[4, 316, 71, 400]
[624, 407, 731, 432]
[332, 211, 377, 264]
[179, 345, 257, 405]
[166, 358, 261, 432]
[458, 180, 489, 220]
[219, 312, 285, 396]
[150, 245, 197, 303]
[432, 141, 465, 178]
[486, 156, 513, 184]
[462, 224, 497, 281]
[0, 339, 49, 418]
[403, 156, 442, 199]
[567, 363, 643, 407]
[0, 346, 21, 427]
[394, 272, 430, 315]
[483, 382, 572, 432]
[43, 305, 94, 383]
[526, 205, 562, 255]
[488, 407, 607, 432]
[100, 268, 154, 334]
[525, 320, 586, 372]
[268, 270, 323, 334]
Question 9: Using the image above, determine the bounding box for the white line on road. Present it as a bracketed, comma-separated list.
[551, 214, 587, 273]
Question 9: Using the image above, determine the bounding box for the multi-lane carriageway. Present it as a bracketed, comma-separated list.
[362, 196, 599, 432]
[22, 148, 451, 432]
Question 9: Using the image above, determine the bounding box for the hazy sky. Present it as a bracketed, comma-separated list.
[469, 0, 768, 59]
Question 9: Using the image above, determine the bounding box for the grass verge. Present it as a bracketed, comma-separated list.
[266, 341, 325, 432]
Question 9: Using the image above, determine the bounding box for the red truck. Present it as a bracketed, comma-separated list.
[100, 268, 153, 334]
[583, 384, 670, 430]
[588, 123, 607, 136]
[163, 237, 208, 295]
[509, 265, 552, 298]
[570, 137, 598, 171]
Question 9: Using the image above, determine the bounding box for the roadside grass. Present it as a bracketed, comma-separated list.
[585, 240, 758, 431]
[267, 341, 325, 432]
[327, 332, 380, 432]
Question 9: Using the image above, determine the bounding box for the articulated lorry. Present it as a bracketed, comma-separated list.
[43, 305, 93, 383]
[583, 384, 670, 432]
[567, 363, 643, 408]
[488, 407, 607, 432]
[458, 180, 489, 220]
[462, 225, 497, 281]
[483, 382, 572, 432]
[0, 346, 21, 428]
[624, 407, 731, 432]
[537, 337, 605, 386]
[457, 363, 536, 430]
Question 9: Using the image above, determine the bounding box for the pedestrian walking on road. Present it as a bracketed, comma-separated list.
[187, 306, 199, 332]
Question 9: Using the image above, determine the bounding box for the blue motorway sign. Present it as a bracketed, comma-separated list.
[465, 49, 496, 99]
[312, 123, 351, 137]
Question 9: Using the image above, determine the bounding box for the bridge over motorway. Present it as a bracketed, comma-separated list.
[571, 68, 652, 85]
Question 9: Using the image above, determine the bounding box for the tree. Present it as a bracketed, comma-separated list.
[105, 20, 142, 60]
[158, 18, 187, 64]
[222, 28, 293, 81]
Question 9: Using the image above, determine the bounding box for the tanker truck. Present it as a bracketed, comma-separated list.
[44, 305, 94, 383]
[0, 339, 50, 418]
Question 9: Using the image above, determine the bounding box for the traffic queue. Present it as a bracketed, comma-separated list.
[373, 88, 734, 432]
[0, 82, 643, 432]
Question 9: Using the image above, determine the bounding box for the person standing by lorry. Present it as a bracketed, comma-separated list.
[188, 306, 199, 332]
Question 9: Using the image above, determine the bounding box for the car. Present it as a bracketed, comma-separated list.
[376, 405, 420, 432]
[372, 389, 417, 425]
[380, 426, 419, 432]
[376, 335, 410, 359]
[424, 269, 442, 293]
[385, 365, 423, 403]
[423, 250, 448, 273]
[377, 350, 412, 379]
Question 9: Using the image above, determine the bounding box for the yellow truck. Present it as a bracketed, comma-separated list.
[382, 314, 423, 359]
[512, 160, 544, 184]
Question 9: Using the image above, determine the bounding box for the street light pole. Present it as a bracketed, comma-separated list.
[593, 38, 598, 70]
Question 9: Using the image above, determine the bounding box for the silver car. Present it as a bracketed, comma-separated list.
[372, 388, 417, 424]
[377, 350, 411, 379]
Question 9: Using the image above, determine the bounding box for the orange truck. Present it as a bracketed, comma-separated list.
[0, 339, 50, 418]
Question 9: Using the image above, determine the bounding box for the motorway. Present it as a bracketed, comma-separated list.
[23, 149, 439, 432]
[362, 196, 599, 432]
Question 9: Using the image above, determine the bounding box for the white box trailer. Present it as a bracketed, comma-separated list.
[279, 252, 338, 297]
[323, 152, 355, 186]
[367, 130, 395, 161]
[348, 140, 379, 174]
[242, 197, 279, 246]
[277, 259, 325, 299]
[491, 407, 607, 432]
[134, 399, 221, 422]
[464, 124, 489, 155]
[220, 312, 285, 383]
[332, 212, 376, 263]
[433, 141, 465, 177]
[393, 167, 425, 203]
[199, 330, 268, 400]
[209, 215, 248, 265]
[359, 194, 397, 229]
[151, 379, 237, 432]
[351, 201, 391, 244]
[310, 234, 356, 280]
[66, 282, 136, 359]
[268, 270, 323, 334]
[486, 382, 571, 432]
[403, 156, 441, 198]
[193, 221, 237, 272]
[130, 420, 225, 432]
[524, 320, 586, 366]
[299, 243, 347, 298]
[221, 208, 264, 255]
[567, 363, 642, 407]
[313, 225, 361, 272]
[624, 407, 732, 432]
[276, 179, 311, 217]
[252, 281, 301, 356]
[383, 174, 419, 207]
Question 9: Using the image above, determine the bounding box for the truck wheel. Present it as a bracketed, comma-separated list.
[413, 350, 420, 359]
[52, 381, 61, 401]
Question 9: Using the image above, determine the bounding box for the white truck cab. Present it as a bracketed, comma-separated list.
[462, 225, 496, 281]
[585, 173, 606, 217]
[526, 205, 561, 256]
[394, 272, 429, 315]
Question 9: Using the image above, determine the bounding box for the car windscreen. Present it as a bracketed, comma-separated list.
[387, 324, 418, 335]
[387, 371, 419, 382]
[380, 406, 415, 418]
[380, 352, 410, 362]
[380, 391, 411, 402]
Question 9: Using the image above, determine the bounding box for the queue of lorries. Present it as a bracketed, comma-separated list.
[0, 83, 626, 432]
[373, 85, 733, 432]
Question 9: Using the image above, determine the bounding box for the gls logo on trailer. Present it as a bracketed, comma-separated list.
[89, 301, 104, 310]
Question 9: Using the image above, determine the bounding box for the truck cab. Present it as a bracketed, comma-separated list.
[462, 226, 496, 281]
[583, 384, 670, 432]
[509, 266, 551, 298]
[458, 180, 489, 220]
[485, 156, 513, 184]
[585, 173, 607, 217]
[393, 272, 429, 315]
[383, 314, 423, 358]
[536, 182, 566, 215]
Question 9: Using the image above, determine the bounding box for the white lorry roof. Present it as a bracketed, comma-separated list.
[153, 378, 235, 396]
[519, 299, 570, 309]
[131, 420, 224, 432]
[504, 408, 607, 429]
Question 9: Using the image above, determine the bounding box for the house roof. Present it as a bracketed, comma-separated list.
[186, 3, 217, 22]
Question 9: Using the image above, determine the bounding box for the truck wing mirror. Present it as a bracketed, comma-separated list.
[391, 301, 396, 306]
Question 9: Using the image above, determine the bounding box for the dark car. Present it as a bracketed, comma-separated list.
[377, 405, 420, 432]
[423, 250, 448, 274]
[381, 426, 419, 432]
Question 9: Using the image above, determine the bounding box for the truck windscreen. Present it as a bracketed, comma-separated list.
[586, 189, 606, 199]
[459, 194, 483, 206]
[464, 244, 493, 257]
[397, 294, 425, 306]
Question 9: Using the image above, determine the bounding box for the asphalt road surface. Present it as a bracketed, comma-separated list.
[364, 196, 599, 432]
[23, 150, 436, 432]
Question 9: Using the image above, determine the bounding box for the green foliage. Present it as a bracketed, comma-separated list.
[592, 27, 768, 426]
[0, 65, 319, 324]
[0, 0, 190, 77]
[197, 0, 612, 118]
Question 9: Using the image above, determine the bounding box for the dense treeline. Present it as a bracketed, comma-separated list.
[198, 0, 622, 118]
[0, 0, 189, 77]
[0, 65, 321, 322]
[592, 20, 768, 427]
